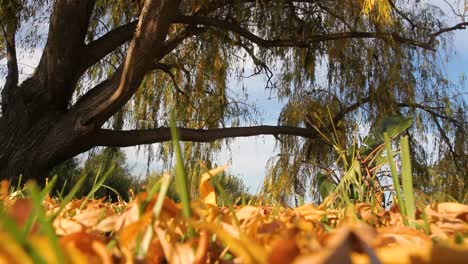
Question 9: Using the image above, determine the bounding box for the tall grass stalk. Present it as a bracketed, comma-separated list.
[79, 165, 115, 210]
[169, 112, 193, 235]
[51, 172, 88, 221]
[384, 133, 405, 213]
[384, 133, 417, 227]
[400, 135, 416, 227]
[40, 175, 58, 200]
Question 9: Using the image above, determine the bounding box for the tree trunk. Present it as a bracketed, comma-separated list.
[0, 78, 95, 184]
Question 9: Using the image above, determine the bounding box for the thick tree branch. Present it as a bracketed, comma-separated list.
[83, 12, 204, 69]
[84, 20, 138, 69]
[73, 24, 203, 128]
[0, 22, 19, 113]
[33, 0, 96, 109]
[92, 126, 317, 147]
[174, 15, 436, 50]
[72, 0, 182, 127]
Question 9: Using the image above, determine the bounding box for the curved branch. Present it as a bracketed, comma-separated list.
[333, 96, 371, 123]
[72, 0, 182, 127]
[84, 20, 138, 69]
[154, 63, 187, 96]
[72, 24, 202, 128]
[91, 125, 317, 147]
[327, 97, 464, 130]
[397, 102, 463, 126]
[430, 22, 468, 38]
[432, 116, 463, 174]
[174, 15, 436, 50]
[217, 33, 274, 86]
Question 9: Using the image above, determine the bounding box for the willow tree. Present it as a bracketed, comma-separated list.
[0, 1, 466, 189]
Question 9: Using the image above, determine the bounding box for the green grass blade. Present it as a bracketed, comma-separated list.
[146, 180, 161, 202]
[400, 135, 416, 227]
[21, 210, 37, 238]
[80, 165, 115, 210]
[92, 166, 102, 190]
[50, 172, 88, 221]
[17, 175, 58, 237]
[56, 178, 69, 200]
[39, 175, 58, 201]
[384, 133, 408, 225]
[16, 174, 23, 192]
[140, 178, 162, 213]
[169, 112, 191, 220]
[101, 184, 123, 200]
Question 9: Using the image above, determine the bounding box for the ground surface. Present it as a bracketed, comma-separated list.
[0, 172, 467, 264]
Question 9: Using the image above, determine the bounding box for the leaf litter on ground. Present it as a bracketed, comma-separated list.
[0, 166, 467, 264]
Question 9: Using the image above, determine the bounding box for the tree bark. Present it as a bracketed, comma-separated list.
[0, 78, 95, 183]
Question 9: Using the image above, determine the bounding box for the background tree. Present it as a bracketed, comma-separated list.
[50, 149, 142, 201]
[49, 156, 83, 196]
[0, 0, 466, 201]
[426, 108, 467, 202]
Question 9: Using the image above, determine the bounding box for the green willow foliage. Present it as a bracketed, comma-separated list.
[1, 0, 466, 202]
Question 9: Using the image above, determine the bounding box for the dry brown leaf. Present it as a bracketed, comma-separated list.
[60, 232, 109, 264]
[72, 206, 114, 228]
[355, 204, 379, 225]
[236, 206, 262, 223]
[377, 226, 432, 246]
[119, 212, 153, 252]
[145, 239, 165, 264]
[199, 165, 228, 206]
[194, 230, 209, 264]
[294, 204, 326, 221]
[114, 200, 140, 231]
[53, 218, 84, 236]
[267, 238, 300, 264]
[7, 198, 33, 228]
[155, 227, 195, 264]
[373, 244, 468, 264]
[95, 214, 119, 233]
[429, 223, 449, 240]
